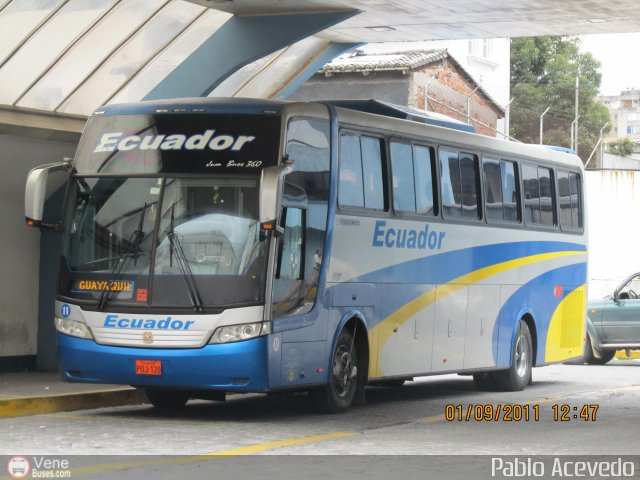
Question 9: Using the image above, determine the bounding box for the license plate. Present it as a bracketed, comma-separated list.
[135, 359, 162, 376]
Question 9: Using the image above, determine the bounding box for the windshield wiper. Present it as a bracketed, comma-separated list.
[168, 204, 204, 313]
[97, 203, 148, 311]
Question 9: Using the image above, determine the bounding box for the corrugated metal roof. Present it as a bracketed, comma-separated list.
[320, 48, 448, 73]
[319, 46, 504, 115]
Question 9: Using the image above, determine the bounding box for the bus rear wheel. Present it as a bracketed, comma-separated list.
[145, 389, 190, 410]
[311, 329, 359, 413]
[494, 320, 532, 391]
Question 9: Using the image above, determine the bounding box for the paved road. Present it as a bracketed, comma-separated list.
[1, 362, 639, 459]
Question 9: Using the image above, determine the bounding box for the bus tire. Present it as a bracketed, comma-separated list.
[473, 372, 498, 391]
[311, 329, 359, 413]
[145, 389, 190, 410]
[494, 320, 532, 391]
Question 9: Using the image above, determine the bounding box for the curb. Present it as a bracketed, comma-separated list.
[0, 389, 148, 418]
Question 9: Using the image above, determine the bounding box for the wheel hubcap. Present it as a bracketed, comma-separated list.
[515, 332, 529, 378]
[332, 345, 357, 397]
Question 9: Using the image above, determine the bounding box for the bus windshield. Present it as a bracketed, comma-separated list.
[60, 175, 266, 309]
[58, 111, 281, 310]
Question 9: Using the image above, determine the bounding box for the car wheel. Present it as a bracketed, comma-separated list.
[145, 389, 190, 410]
[494, 320, 532, 391]
[581, 335, 595, 364]
[311, 328, 359, 413]
[587, 349, 616, 365]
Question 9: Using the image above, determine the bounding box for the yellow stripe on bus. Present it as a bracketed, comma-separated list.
[368, 250, 586, 377]
[545, 285, 587, 362]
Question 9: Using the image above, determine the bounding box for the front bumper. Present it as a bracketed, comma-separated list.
[58, 333, 270, 392]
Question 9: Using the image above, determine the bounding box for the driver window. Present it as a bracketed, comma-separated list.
[272, 207, 306, 317]
[277, 208, 304, 281]
[619, 275, 640, 299]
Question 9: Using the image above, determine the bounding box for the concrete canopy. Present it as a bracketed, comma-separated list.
[0, 0, 639, 130]
[188, 0, 640, 41]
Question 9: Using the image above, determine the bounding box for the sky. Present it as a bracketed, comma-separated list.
[579, 33, 640, 96]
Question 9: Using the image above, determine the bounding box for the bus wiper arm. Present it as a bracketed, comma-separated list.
[97, 203, 147, 311]
[168, 206, 204, 313]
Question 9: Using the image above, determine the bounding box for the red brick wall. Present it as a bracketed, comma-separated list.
[410, 59, 502, 137]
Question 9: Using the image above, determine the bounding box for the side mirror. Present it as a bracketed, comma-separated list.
[25, 159, 71, 229]
[259, 157, 294, 225]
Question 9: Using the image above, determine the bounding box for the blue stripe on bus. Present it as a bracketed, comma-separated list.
[353, 240, 586, 286]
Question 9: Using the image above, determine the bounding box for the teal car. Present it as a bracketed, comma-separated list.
[584, 273, 640, 364]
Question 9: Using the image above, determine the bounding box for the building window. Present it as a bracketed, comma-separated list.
[482, 39, 491, 58]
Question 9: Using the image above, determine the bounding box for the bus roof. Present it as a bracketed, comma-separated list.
[321, 99, 475, 133]
[93, 97, 583, 171]
[93, 97, 289, 117]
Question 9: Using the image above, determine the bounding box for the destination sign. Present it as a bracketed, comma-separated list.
[72, 280, 134, 293]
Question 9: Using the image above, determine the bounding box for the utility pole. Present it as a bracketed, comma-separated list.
[424, 75, 438, 111]
[503, 97, 514, 139]
[599, 121, 609, 168]
[466, 86, 479, 125]
[574, 74, 580, 152]
[539, 106, 550, 144]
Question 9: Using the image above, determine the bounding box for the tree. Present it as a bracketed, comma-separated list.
[607, 137, 636, 157]
[510, 36, 611, 162]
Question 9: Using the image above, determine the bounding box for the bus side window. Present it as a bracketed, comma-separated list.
[272, 207, 306, 317]
[276, 207, 304, 281]
[339, 134, 365, 208]
[483, 157, 520, 223]
[439, 149, 461, 218]
[413, 145, 437, 216]
[522, 164, 540, 224]
[558, 170, 582, 230]
[439, 149, 480, 220]
[339, 133, 385, 210]
[523, 163, 555, 226]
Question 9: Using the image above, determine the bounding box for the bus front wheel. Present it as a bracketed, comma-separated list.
[145, 389, 190, 410]
[494, 320, 532, 391]
[311, 329, 359, 413]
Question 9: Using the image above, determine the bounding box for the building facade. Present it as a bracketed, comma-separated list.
[599, 89, 640, 141]
[290, 46, 505, 137]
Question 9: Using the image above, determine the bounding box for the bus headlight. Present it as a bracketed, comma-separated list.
[210, 322, 270, 344]
[55, 317, 93, 340]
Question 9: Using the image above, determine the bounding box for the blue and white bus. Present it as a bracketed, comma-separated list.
[25, 98, 587, 412]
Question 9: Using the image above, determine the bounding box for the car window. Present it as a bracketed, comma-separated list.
[618, 275, 640, 299]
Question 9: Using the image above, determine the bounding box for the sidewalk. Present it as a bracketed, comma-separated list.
[0, 372, 147, 418]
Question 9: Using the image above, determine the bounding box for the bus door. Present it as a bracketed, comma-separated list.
[269, 115, 331, 386]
